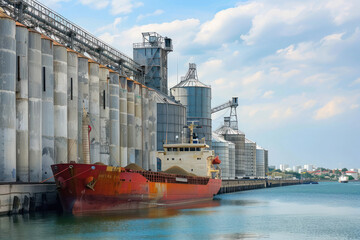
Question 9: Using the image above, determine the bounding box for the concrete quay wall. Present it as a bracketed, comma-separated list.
[0, 183, 58, 216]
[219, 179, 301, 194]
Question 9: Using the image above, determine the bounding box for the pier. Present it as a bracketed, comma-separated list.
[219, 179, 301, 194]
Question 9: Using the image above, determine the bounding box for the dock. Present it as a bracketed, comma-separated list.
[219, 179, 301, 194]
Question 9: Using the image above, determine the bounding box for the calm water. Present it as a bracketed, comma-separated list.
[1, 182, 360, 240]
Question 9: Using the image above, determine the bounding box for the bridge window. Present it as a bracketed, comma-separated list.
[184, 148, 189, 151]
[190, 148, 195, 151]
[167, 148, 172, 151]
[180, 148, 184, 151]
[196, 148, 200, 151]
[172, 148, 178, 151]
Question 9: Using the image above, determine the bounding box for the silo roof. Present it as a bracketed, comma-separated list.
[214, 125, 245, 135]
[245, 138, 255, 144]
[152, 89, 183, 105]
[172, 78, 210, 88]
[256, 145, 265, 150]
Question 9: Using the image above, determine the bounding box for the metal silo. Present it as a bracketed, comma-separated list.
[99, 66, 110, 165]
[53, 43, 67, 164]
[215, 117, 245, 178]
[134, 82, 142, 167]
[127, 79, 135, 164]
[28, 29, 42, 181]
[109, 71, 119, 166]
[212, 133, 229, 179]
[170, 63, 212, 147]
[77, 55, 89, 162]
[119, 76, 127, 166]
[245, 138, 256, 177]
[41, 35, 54, 180]
[152, 89, 186, 152]
[15, 22, 29, 182]
[67, 49, 78, 163]
[228, 142, 235, 179]
[0, 12, 16, 182]
[88, 60, 100, 163]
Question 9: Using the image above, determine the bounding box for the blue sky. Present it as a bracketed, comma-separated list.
[42, 0, 360, 169]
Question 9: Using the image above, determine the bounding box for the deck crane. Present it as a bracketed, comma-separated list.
[211, 97, 239, 130]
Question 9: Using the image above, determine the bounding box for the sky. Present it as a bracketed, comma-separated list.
[40, 0, 360, 169]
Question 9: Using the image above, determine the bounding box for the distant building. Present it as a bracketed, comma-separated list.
[280, 164, 289, 172]
[293, 165, 301, 172]
[268, 165, 276, 171]
[304, 164, 314, 171]
[346, 171, 358, 180]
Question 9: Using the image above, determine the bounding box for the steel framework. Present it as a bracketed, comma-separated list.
[211, 97, 239, 130]
[0, 0, 144, 79]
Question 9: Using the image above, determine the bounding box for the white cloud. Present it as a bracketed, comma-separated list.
[303, 100, 317, 110]
[137, 9, 164, 21]
[79, 0, 109, 9]
[194, 2, 261, 45]
[97, 18, 200, 56]
[314, 97, 345, 120]
[110, 0, 143, 15]
[242, 71, 263, 85]
[262, 90, 274, 98]
[351, 78, 360, 85]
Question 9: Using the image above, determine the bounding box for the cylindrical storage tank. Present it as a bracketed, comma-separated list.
[245, 138, 256, 177]
[170, 64, 212, 147]
[154, 90, 186, 152]
[88, 60, 100, 163]
[141, 86, 149, 170]
[77, 55, 89, 162]
[0, 13, 16, 182]
[109, 71, 119, 166]
[41, 35, 54, 181]
[212, 133, 229, 179]
[148, 89, 158, 171]
[126, 79, 135, 164]
[15, 22, 28, 182]
[228, 142, 235, 179]
[28, 29, 42, 181]
[119, 76, 127, 166]
[53, 43, 67, 164]
[99, 66, 109, 165]
[215, 121, 245, 177]
[134, 82, 142, 167]
[67, 49, 78, 162]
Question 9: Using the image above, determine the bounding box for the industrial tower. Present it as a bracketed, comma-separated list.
[211, 97, 239, 130]
[133, 32, 173, 95]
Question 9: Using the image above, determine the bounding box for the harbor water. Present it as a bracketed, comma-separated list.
[1, 182, 360, 239]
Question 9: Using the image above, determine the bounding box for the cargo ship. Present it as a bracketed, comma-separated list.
[51, 116, 222, 214]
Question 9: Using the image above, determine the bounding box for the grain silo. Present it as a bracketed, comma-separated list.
[152, 90, 186, 151]
[228, 141, 235, 179]
[215, 117, 245, 178]
[170, 63, 212, 147]
[245, 138, 256, 177]
[212, 132, 230, 179]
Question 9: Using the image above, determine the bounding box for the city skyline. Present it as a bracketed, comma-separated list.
[41, 0, 360, 169]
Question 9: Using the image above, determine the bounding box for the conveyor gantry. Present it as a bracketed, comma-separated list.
[0, 0, 144, 79]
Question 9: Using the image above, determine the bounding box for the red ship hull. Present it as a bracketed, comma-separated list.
[51, 163, 222, 214]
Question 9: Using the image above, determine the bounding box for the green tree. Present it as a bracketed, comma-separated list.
[342, 168, 348, 172]
[348, 175, 354, 180]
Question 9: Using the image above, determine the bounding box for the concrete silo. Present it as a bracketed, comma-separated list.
[0, 12, 16, 182]
[256, 145, 265, 178]
[170, 63, 212, 147]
